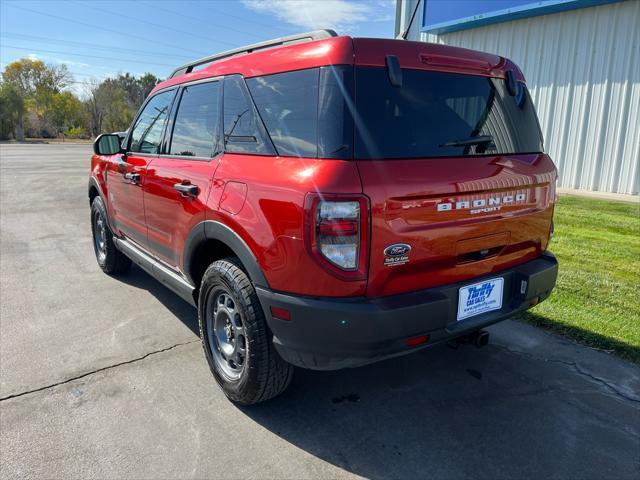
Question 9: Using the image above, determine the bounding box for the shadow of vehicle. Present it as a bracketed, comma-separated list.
[110, 265, 638, 479]
[238, 336, 638, 479]
[114, 264, 199, 336]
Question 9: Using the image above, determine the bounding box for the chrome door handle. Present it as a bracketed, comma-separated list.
[174, 181, 199, 197]
[124, 172, 140, 184]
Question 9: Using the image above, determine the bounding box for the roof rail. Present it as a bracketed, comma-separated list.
[169, 29, 339, 79]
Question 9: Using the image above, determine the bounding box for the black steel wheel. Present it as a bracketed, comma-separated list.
[90, 196, 131, 274]
[207, 289, 247, 381]
[198, 258, 293, 405]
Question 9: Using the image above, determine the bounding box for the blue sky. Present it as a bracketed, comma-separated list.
[0, 0, 396, 94]
[424, 0, 534, 25]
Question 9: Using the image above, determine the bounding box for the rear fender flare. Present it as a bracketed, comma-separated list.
[183, 221, 269, 289]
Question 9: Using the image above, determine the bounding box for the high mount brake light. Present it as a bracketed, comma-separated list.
[304, 194, 369, 280]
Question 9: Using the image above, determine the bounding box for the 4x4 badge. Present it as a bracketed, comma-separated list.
[383, 244, 411, 266]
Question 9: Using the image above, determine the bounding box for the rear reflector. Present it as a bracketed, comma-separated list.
[407, 335, 429, 347]
[318, 219, 358, 237]
[270, 306, 291, 321]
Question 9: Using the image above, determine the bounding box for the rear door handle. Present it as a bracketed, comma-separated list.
[124, 172, 140, 184]
[174, 181, 199, 197]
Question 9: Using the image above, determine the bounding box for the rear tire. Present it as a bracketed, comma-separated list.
[198, 258, 293, 405]
[91, 196, 131, 274]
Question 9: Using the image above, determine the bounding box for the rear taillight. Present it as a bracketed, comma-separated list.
[305, 194, 369, 280]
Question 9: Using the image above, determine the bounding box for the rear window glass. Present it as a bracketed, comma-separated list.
[354, 67, 543, 159]
[169, 81, 220, 157]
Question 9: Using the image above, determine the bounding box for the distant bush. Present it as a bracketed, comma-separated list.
[66, 126, 88, 139]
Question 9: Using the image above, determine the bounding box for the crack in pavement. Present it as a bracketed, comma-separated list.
[0, 340, 200, 402]
[492, 343, 640, 404]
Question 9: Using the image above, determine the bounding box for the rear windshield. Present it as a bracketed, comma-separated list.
[354, 67, 543, 159]
[244, 66, 543, 160]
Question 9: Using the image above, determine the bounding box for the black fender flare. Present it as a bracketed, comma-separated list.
[88, 176, 115, 232]
[183, 221, 269, 289]
[88, 176, 104, 201]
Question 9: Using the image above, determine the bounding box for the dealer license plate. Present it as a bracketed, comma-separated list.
[457, 277, 504, 321]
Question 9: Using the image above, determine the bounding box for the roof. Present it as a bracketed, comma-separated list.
[152, 36, 526, 94]
[422, 0, 624, 34]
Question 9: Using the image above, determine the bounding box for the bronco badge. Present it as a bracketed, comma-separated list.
[383, 244, 411, 267]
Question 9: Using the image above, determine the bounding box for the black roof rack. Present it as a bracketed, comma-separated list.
[169, 29, 338, 79]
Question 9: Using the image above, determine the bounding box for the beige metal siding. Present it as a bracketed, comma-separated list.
[399, 0, 639, 195]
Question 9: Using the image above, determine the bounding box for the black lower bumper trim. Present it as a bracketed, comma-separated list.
[257, 252, 558, 370]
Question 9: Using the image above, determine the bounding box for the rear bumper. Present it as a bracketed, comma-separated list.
[257, 252, 558, 370]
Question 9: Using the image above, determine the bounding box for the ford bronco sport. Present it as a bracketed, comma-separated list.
[89, 30, 558, 405]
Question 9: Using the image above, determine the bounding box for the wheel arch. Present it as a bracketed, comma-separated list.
[88, 176, 103, 204]
[184, 221, 269, 299]
[88, 176, 115, 232]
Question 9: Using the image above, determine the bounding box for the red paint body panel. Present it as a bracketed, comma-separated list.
[357, 154, 556, 297]
[143, 157, 217, 267]
[208, 153, 366, 296]
[105, 153, 149, 246]
[153, 36, 524, 96]
[91, 35, 556, 302]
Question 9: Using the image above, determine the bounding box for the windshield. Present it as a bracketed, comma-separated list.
[354, 67, 544, 159]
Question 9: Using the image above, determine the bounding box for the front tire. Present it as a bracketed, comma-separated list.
[90, 196, 131, 274]
[198, 258, 293, 405]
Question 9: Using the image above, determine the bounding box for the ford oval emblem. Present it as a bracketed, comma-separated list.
[384, 244, 411, 257]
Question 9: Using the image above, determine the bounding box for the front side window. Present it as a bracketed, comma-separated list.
[129, 90, 174, 154]
[354, 67, 544, 159]
[169, 81, 221, 157]
[223, 75, 274, 155]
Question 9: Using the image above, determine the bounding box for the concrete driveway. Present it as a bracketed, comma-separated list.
[1, 143, 638, 479]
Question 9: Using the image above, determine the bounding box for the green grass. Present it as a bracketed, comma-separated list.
[520, 194, 640, 363]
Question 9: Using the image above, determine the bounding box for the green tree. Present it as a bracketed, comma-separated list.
[49, 91, 86, 137]
[0, 82, 26, 140]
[3, 58, 70, 95]
[2, 59, 72, 137]
[84, 73, 159, 136]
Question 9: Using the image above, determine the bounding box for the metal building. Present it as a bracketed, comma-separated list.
[396, 0, 639, 195]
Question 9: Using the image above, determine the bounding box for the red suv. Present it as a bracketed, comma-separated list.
[89, 30, 558, 404]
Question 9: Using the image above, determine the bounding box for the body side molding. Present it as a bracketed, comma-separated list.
[114, 237, 197, 307]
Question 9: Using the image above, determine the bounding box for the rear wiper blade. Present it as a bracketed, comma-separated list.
[439, 135, 494, 148]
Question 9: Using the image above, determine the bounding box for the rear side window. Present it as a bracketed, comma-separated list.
[246, 66, 354, 159]
[129, 90, 174, 154]
[223, 75, 274, 155]
[354, 67, 543, 159]
[247, 69, 319, 157]
[169, 81, 221, 158]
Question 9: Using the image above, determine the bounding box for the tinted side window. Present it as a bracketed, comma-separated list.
[318, 66, 354, 159]
[247, 69, 319, 157]
[223, 75, 274, 155]
[129, 90, 174, 154]
[169, 81, 221, 157]
[246, 66, 354, 159]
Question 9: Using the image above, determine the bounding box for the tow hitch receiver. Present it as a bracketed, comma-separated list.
[453, 330, 490, 348]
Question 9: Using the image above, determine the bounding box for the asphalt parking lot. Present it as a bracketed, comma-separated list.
[1, 143, 639, 479]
